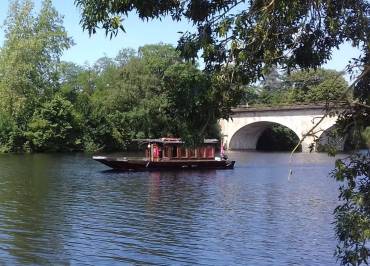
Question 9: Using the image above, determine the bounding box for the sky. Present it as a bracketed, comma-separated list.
[0, 0, 362, 80]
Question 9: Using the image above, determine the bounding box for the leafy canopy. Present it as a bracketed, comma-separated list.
[75, 0, 369, 78]
[0, 0, 73, 151]
[26, 95, 81, 152]
[244, 68, 349, 105]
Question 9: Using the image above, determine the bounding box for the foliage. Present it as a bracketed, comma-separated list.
[0, 0, 72, 117]
[25, 95, 81, 152]
[0, 0, 73, 152]
[0, 3, 228, 154]
[79, 44, 232, 148]
[286, 69, 349, 103]
[163, 62, 237, 145]
[244, 68, 349, 106]
[256, 125, 301, 151]
[261, 66, 282, 91]
[333, 154, 370, 266]
[0, 112, 16, 152]
[75, 0, 369, 81]
[243, 86, 260, 105]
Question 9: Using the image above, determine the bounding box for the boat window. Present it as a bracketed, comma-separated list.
[164, 146, 171, 158]
[153, 145, 159, 159]
[206, 146, 214, 158]
[159, 148, 163, 158]
[199, 147, 206, 158]
[188, 148, 196, 158]
[145, 148, 150, 159]
[180, 147, 187, 158]
[172, 145, 178, 158]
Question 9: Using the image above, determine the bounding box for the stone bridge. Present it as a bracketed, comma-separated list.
[219, 104, 341, 152]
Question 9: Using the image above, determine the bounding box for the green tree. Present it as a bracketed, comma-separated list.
[163, 62, 216, 143]
[59, 62, 85, 102]
[284, 69, 349, 103]
[93, 44, 172, 144]
[243, 86, 260, 105]
[0, 0, 73, 152]
[59, 44, 194, 151]
[333, 155, 370, 265]
[256, 125, 301, 151]
[0, 112, 17, 152]
[25, 95, 81, 151]
[115, 48, 136, 67]
[261, 66, 282, 91]
[75, 1, 368, 83]
[243, 68, 349, 106]
[87, 44, 231, 147]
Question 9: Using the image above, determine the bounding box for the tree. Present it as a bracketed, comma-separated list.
[256, 125, 301, 151]
[95, 44, 176, 144]
[0, 0, 73, 152]
[284, 69, 349, 103]
[261, 66, 282, 91]
[25, 95, 81, 151]
[0, 112, 17, 152]
[243, 86, 260, 105]
[333, 154, 370, 265]
[115, 48, 136, 67]
[163, 62, 218, 144]
[85, 44, 238, 146]
[243, 68, 349, 106]
[75, 1, 368, 81]
[60, 44, 221, 151]
[75, 1, 369, 264]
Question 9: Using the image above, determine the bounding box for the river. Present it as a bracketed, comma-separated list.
[0, 151, 341, 265]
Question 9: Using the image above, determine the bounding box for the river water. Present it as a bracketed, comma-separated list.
[0, 151, 341, 265]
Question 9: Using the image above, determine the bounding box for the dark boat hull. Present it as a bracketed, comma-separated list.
[93, 156, 235, 171]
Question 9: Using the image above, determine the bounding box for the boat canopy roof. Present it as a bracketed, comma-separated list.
[133, 138, 219, 144]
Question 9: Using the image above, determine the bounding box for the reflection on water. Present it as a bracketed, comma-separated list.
[0, 151, 340, 265]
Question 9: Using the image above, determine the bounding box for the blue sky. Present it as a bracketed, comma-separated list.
[0, 0, 362, 79]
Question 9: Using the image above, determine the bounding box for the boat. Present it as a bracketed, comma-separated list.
[93, 138, 235, 171]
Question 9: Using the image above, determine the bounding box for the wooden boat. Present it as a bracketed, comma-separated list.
[93, 138, 235, 171]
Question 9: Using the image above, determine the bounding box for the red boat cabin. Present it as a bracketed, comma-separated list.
[140, 138, 218, 162]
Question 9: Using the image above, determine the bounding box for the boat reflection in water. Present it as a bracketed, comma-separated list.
[93, 138, 235, 171]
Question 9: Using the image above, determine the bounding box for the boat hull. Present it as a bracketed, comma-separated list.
[93, 156, 235, 171]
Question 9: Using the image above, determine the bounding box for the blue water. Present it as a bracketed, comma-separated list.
[0, 151, 340, 265]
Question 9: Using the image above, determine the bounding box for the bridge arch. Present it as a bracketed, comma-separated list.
[229, 121, 301, 150]
[317, 125, 345, 152]
[220, 105, 340, 152]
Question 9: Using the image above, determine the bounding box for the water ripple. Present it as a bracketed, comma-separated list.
[0, 152, 339, 265]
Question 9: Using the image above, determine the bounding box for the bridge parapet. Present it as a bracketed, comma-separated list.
[232, 103, 344, 113]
